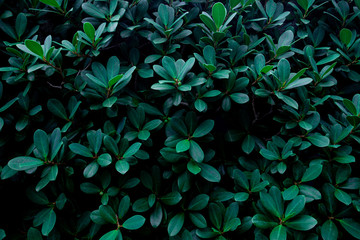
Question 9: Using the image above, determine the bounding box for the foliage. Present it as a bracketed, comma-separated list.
[0, 0, 360, 239]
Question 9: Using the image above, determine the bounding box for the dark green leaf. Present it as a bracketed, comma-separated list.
[168, 213, 185, 237]
[339, 219, 360, 239]
[270, 225, 286, 240]
[321, 220, 338, 240]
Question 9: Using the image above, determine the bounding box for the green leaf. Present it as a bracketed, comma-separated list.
[278, 58, 290, 83]
[115, 160, 130, 174]
[233, 169, 249, 190]
[47, 99, 68, 120]
[160, 191, 182, 205]
[8, 157, 44, 171]
[334, 189, 352, 205]
[138, 130, 150, 141]
[25, 40, 43, 57]
[282, 185, 299, 201]
[333, 155, 355, 164]
[83, 162, 99, 178]
[187, 161, 201, 175]
[307, 134, 330, 147]
[103, 97, 117, 108]
[80, 182, 100, 194]
[278, 30, 294, 48]
[189, 140, 204, 162]
[188, 194, 209, 211]
[99, 230, 120, 240]
[343, 99, 357, 115]
[34, 129, 49, 159]
[266, 0, 277, 18]
[252, 214, 278, 229]
[212, 2, 227, 29]
[192, 120, 214, 138]
[285, 215, 317, 231]
[123, 215, 145, 230]
[242, 135, 255, 154]
[209, 203, 222, 229]
[15, 13, 27, 38]
[82, 2, 106, 19]
[301, 164, 322, 182]
[284, 195, 305, 220]
[158, 4, 169, 26]
[340, 28, 352, 46]
[200, 163, 221, 182]
[176, 139, 190, 153]
[200, 12, 216, 32]
[230, 93, 249, 104]
[297, 0, 308, 10]
[270, 225, 286, 240]
[339, 219, 360, 239]
[108, 74, 123, 88]
[41, 209, 56, 236]
[97, 153, 112, 167]
[99, 205, 117, 224]
[260, 192, 281, 218]
[83, 22, 95, 40]
[168, 213, 185, 237]
[321, 220, 338, 240]
[40, 0, 60, 8]
[69, 143, 93, 158]
[230, 0, 241, 9]
[27, 227, 42, 240]
[123, 142, 141, 158]
[234, 192, 249, 202]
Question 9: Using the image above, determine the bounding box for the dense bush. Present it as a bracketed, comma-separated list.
[1, 0, 360, 239]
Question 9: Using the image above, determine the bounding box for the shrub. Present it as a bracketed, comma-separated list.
[0, 0, 360, 239]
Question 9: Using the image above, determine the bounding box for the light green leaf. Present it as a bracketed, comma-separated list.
[123, 215, 146, 230]
[212, 2, 227, 29]
[176, 139, 190, 153]
[8, 157, 44, 171]
[99, 230, 120, 240]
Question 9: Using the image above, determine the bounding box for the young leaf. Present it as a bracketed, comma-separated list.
[25, 40, 43, 57]
[40, 0, 60, 8]
[212, 2, 227, 29]
[83, 22, 95, 41]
